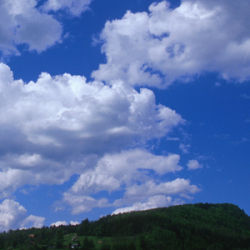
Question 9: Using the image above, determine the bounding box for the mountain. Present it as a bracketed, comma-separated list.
[1, 203, 250, 249]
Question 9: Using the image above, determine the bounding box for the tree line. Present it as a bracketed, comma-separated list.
[0, 203, 250, 249]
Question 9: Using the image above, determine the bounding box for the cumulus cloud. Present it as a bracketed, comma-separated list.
[64, 150, 199, 214]
[0, 0, 215, 225]
[70, 149, 182, 195]
[0, 199, 45, 232]
[0, 63, 182, 197]
[187, 159, 203, 170]
[42, 0, 92, 16]
[93, 0, 250, 87]
[0, 0, 62, 55]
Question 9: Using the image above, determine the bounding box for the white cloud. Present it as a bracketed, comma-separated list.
[112, 195, 174, 214]
[0, 199, 26, 232]
[187, 159, 203, 170]
[70, 221, 79, 225]
[120, 178, 200, 202]
[111, 178, 199, 214]
[63, 150, 199, 214]
[50, 220, 80, 227]
[0, 0, 215, 224]
[63, 193, 109, 214]
[93, 0, 250, 87]
[0, 0, 62, 55]
[70, 149, 182, 195]
[22, 215, 45, 229]
[42, 0, 92, 16]
[50, 221, 67, 227]
[0, 199, 45, 232]
[0, 63, 183, 197]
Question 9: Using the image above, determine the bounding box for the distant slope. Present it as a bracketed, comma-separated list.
[1, 203, 250, 249]
[88, 203, 250, 249]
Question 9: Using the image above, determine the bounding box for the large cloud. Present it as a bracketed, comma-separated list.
[0, 63, 183, 197]
[0, 0, 62, 55]
[93, 0, 250, 87]
[0, 199, 44, 232]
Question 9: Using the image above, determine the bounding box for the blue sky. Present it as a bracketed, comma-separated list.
[0, 0, 249, 231]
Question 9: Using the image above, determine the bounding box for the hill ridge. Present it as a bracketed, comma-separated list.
[1, 203, 250, 249]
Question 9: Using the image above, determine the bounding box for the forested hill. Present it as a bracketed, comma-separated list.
[1, 203, 250, 249]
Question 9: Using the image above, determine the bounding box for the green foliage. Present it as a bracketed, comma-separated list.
[0, 203, 250, 249]
[81, 237, 95, 250]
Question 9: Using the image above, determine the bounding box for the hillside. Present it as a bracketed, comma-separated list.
[1, 203, 250, 249]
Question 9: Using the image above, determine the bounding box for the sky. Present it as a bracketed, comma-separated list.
[0, 0, 250, 231]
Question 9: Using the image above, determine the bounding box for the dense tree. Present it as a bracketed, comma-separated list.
[0, 203, 249, 250]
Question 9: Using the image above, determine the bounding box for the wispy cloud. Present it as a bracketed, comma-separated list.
[42, 0, 92, 16]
